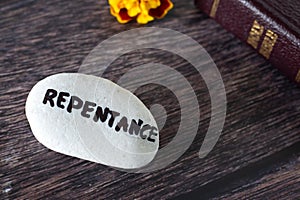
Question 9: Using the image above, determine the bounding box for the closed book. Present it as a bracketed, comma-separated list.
[195, 0, 300, 85]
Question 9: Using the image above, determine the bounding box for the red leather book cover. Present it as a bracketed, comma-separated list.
[195, 0, 300, 85]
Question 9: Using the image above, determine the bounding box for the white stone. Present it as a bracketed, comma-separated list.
[25, 73, 159, 169]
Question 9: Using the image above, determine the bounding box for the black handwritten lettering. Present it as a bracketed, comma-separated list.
[67, 96, 83, 113]
[147, 127, 158, 143]
[108, 111, 120, 128]
[115, 116, 129, 132]
[93, 106, 110, 123]
[43, 89, 58, 107]
[81, 101, 96, 118]
[129, 119, 143, 135]
[140, 124, 151, 140]
[43, 89, 158, 143]
[57, 92, 70, 109]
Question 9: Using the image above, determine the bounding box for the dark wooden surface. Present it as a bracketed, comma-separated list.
[1, 0, 299, 199]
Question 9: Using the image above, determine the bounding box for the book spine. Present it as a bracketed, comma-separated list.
[195, 0, 300, 85]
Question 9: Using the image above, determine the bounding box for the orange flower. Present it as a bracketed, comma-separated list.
[109, 0, 173, 24]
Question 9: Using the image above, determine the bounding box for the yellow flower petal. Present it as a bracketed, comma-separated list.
[149, 0, 173, 19]
[108, 0, 173, 24]
[110, 7, 132, 23]
[137, 11, 154, 24]
[125, 0, 141, 17]
[109, 0, 122, 13]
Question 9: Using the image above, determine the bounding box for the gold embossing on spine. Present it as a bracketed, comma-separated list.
[296, 70, 300, 83]
[210, 0, 220, 18]
[259, 30, 278, 59]
[247, 20, 264, 49]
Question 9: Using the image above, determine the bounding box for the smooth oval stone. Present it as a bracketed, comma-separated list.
[25, 73, 159, 169]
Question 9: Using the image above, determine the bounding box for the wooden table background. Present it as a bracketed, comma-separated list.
[1, 0, 299, 199]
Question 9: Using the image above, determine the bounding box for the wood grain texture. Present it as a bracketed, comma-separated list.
[0, 0, 299, 199]
[216, 158, 300, 199]
[215, 153, 300, 199]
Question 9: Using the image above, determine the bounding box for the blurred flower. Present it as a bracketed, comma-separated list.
[109, 0, 173, 24]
